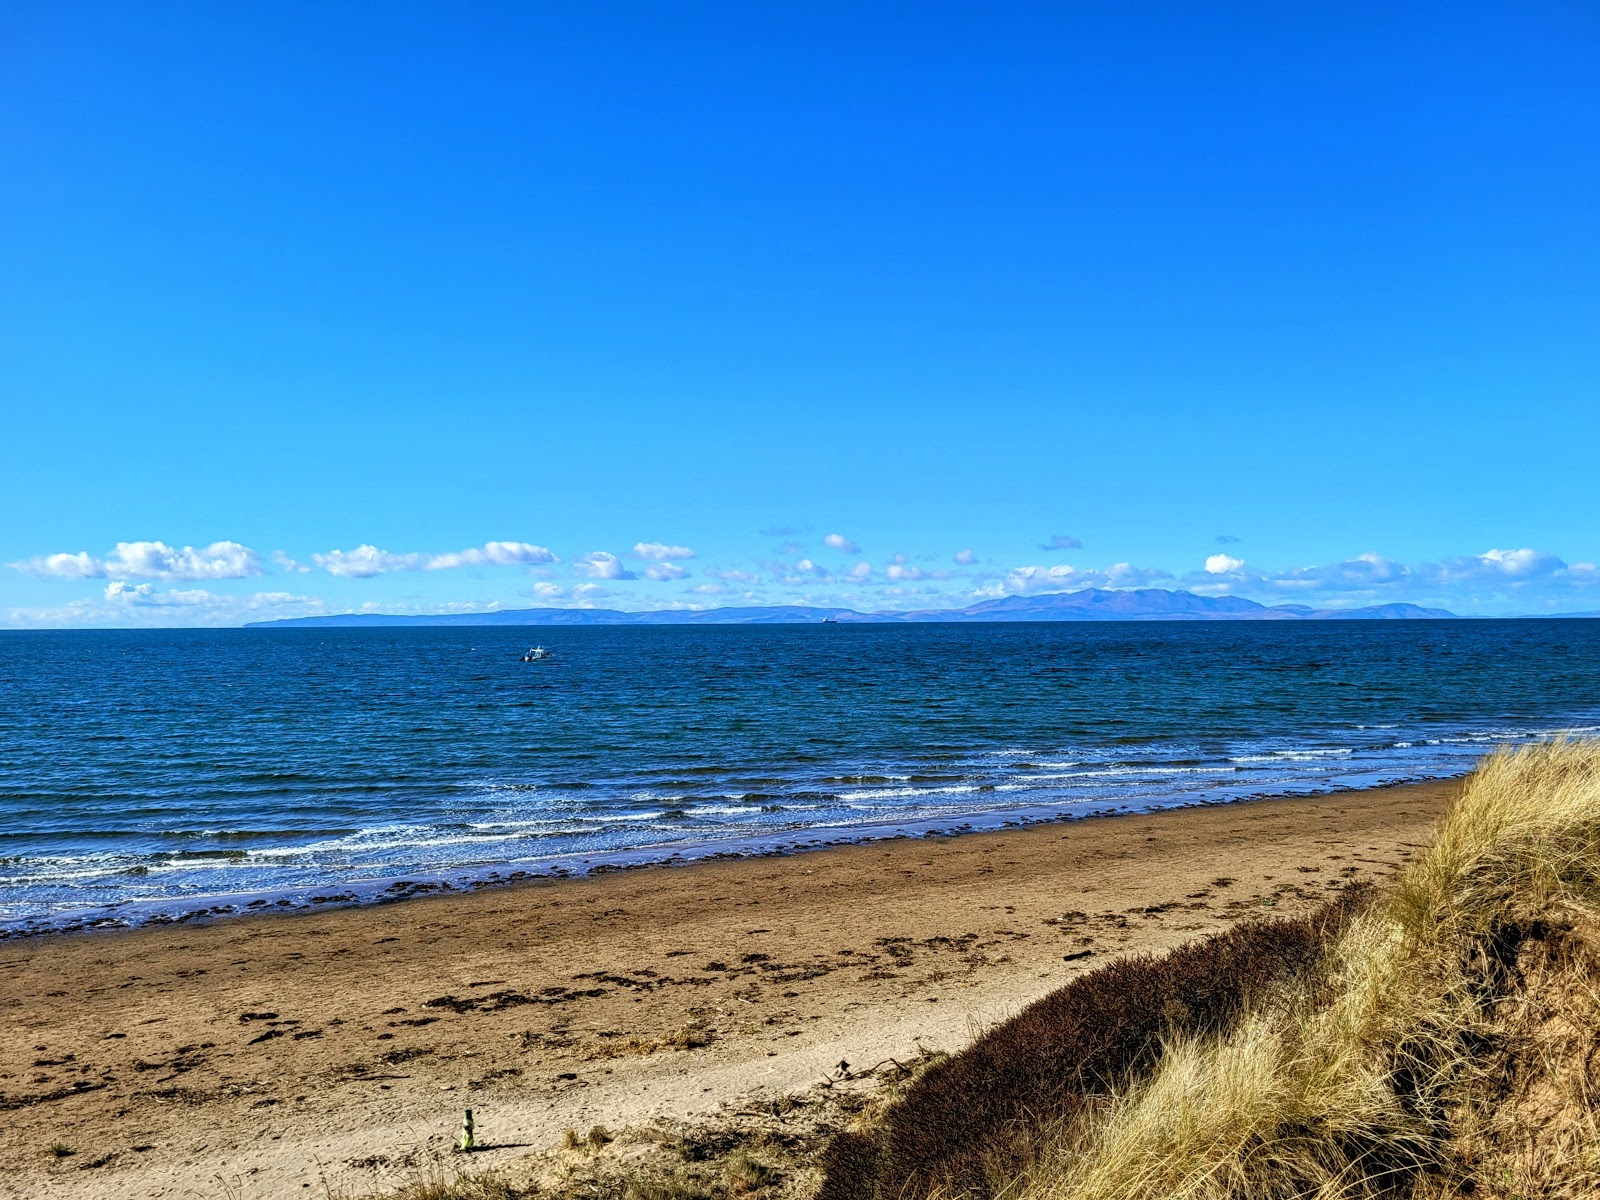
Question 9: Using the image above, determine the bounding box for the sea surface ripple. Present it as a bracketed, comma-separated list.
[2, 621, 1598, 934]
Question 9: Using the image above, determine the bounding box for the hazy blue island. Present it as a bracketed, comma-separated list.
[246, 586, 1457, 627]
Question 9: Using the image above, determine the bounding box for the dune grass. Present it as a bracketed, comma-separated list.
[821, 739, 1600, 1200]
[1022, 739, 1600, 1200]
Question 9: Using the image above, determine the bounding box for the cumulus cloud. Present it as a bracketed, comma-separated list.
[975, 562, 1174, 597]
[884, 553, 960, 583]
[1205, 554, 1245, 575]
[312, 545, 425, 577]
[110, 541, 261, 580]
[845, 561, 871, 581]
[531, 582, 568, 600]
[104, 581, 214, 606]
[770, 557, 836, 585]
[11, 541, 263, 581]
[1262, 552, 1410, 591]
[313, 541, 557, 577]
[707, 568, 762, 583]
[11, 551, 101, 579]
[272, 550, 311, 573]
[1466, 547, 1565, 579]
[644, 562, 688, 581]
[632, 542, 696, 562]
[1039, 534, 1083, 551]
[572, 551, 636, 580]
[824, 533, 861, 555]
[425, 541, 558, 570]
[953, 549, 977, 566]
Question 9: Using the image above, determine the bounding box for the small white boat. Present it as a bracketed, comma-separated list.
[520, 646, 555, 662]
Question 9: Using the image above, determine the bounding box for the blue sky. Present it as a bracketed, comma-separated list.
[2, 2, 1596, 626]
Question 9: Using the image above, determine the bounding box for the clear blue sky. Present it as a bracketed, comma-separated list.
[3, 1, 1596, 624]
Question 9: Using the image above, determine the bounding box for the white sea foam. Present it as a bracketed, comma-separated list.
[8, 624, 1600, 937]
[836, 784, 984, 803]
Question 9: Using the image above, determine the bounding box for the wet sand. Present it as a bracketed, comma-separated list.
[0, 779, 1457, 1199]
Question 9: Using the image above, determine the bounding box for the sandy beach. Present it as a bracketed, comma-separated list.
[0, 780, 1457, 1199]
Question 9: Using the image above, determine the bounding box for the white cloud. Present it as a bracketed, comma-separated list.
[707, 568, 762, 583]
[11, 541, 262, 581]
[691, 582, 730, 596]
[954, 549, 977, 566]
[1181, 546, 1594, 611]
[531, 582, 568, 600]
[1467, 547, 1564, 580]
[11, 551, 100, 579]
[975, 561, 1173, 597]
[312, 545, 425, 577]
[845, 561, 871, 581]
[1253, 552, 1410, 592]
[824, 533, 861, 555]
[885, 562, 924, 581]
[0, 582, 331, 627]
[104, 581, 212, 606]
[104, 581, 320, 612]
[312, 541, 557, 577]
[1220, 548, 1567, 596]
[1205, 554, 1245, 575]
[425, 541, 558, 570]
[632, 542, 696, 561]
[773, 556, 835, 585]
[109, 541, 261, 580]
[645, 562, 688, 581]
[573, 551, 636, 580]
[272, 550, 311, 573]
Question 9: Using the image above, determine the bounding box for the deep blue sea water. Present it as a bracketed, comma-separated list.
[2, 621, 1599, 935]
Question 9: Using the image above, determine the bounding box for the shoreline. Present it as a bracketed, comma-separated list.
[0, 775, 1459, 1198]
[2, 767, 1473, 943]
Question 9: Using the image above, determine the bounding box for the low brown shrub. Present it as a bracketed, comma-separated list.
[818, 886, 1370, 1200]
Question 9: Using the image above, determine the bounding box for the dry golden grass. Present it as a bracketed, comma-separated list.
[323, 1162, 520, 1200]
[1005, 739, 1600, 1200]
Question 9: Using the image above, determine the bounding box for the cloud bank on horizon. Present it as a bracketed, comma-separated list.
[5, 534, 1598, 628]
[3, 7, 1592, 632]
[2, 5, 1593, 628]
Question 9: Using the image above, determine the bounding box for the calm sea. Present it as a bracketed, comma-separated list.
[3, 621, 1598, 935]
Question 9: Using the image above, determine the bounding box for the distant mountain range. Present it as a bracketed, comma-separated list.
[246, 587, 1458, 628]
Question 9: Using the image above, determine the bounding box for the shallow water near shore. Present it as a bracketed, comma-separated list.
[2, 619, 1598, 934]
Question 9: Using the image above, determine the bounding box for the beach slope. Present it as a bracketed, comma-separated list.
[0, 781, 1453, 1198]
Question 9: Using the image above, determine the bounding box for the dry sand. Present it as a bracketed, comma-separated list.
[0, 780, 1456, 1199]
